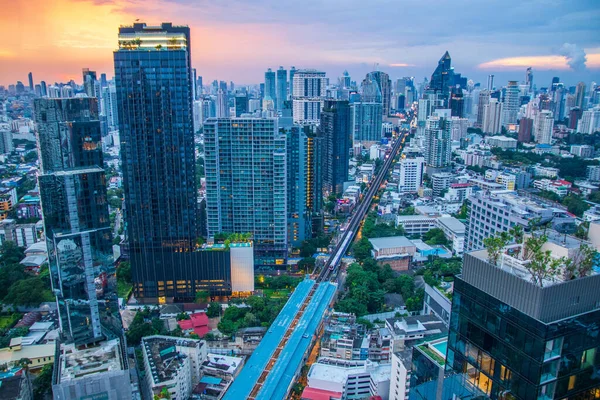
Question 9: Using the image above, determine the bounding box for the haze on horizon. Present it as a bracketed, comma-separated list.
[1, 0, 599, 86]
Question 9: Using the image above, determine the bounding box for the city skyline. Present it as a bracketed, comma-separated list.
[2, 0, 600, 87]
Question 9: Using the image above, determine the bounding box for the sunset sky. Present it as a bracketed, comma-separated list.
[1, 0, 599, 87]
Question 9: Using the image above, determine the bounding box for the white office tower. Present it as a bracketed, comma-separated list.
[292, 69, 327, 125]
[399, 156, 425, 193]
[60, 85, 74, 98]
[501, 80, 519, 126]
[534, 110, 554, 144]
[449, 116, 469, 141]
[216, 88, 228, 117]
[482, 98, 503, 134]
[577, 107, 600, 134]
[417, 98, 431, 125]
[193, 100, 203, 132]
[475, 90, 490, 127]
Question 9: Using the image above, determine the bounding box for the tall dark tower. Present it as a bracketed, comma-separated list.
[320, 100, 351, 195]
[28, 72, 33, 91]
[449, 88, 465, 118]
[430, 51, 455, 99]
[114, 23, 200, 301]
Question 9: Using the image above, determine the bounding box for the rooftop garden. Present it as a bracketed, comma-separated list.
[483, 223, 597, 287]
[419, 344, 445, 366]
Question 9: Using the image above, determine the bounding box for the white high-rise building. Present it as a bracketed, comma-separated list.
[476, 89, 490, 127]
[424, 115, 451, 168]
[577, 107, 600, 134]
[389, 352, 411, 400]
[248, 98, 262, 113]
[417, 98, 431, 124]
[292, 69, 327, 125]
[482, 98, 503, 134]
[216, 89, 228, 117]
[501, 80, 519, 126]
[101, 83, 119, 131]
[399, 156, 425, 193]
[449, 116, 469, 141]
[534, 110, 554, 144]
[193, 100, 203, 132]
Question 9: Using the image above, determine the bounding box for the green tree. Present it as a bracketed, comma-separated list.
[522, 233, 565, 287]
[422, 228, 449, 246]
[207, 302, 221, 318]
[4, 277, 53, 306]
[352, 237, 373, 262]
[176, 312, 190, 321]
[126, 314, 156, 346]
[217, 318, 236, 336]
[33, 364, 53, 399]
[195, 290, 210, 303]
[483, 231, 511, 266]
[117, 261, 131, 283]
[562, 195, 590, 217]
[297, 257, 316, 272]
[0, 242, 25, 265]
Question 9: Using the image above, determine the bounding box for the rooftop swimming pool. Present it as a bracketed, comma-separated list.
[432, 340, 448, 357]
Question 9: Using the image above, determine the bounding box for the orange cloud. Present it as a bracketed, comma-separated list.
[478, 53, 600, 70]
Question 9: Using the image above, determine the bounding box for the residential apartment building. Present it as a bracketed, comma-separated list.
[204, 118, 287, 267]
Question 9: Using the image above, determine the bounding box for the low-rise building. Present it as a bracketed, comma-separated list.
[435, 217, 465, 255]
[177, 312, 210, 338]
[304, 357, 390, 400]
[396, 215, 437, 237]
[431, 172, 453, 197]
[570, 144, 594, 158]
[142, 335, 207, 400]
[385, 315, 448, 352]
[0, 367, 33, 400]
[368, 236, 417, 271]
[532, 164, 559, 178]
[587, 165, 600, 182]
[444, 183, 472, 203]
[533, 179, 572, 197]
[52, 339, 132, 400]
[486, 135, 517, 149]
[422, 283, 452, 328]
[196, 353, 244, 399]
[0, 338, 54, 370]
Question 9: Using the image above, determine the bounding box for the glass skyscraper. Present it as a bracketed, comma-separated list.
[114, 23, 208, 301]
[265, 68, 277, 107]
[445, 251, 600, 399]
[276, 67, 287, 112]
[35, 97, 123, 346]
[352, 102, 383, 145]
[366, 71, 391, 116]
[320, 99, 351, 195]
[283, 123, 320, 247]
[204, 118, 288, 267]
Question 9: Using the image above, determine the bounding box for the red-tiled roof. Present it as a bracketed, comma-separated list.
[178, 319, 193, 330]
[191, 312, 209, 327]
[301, 387, 343, 400]
[193, 326, 210, 337]
[178, 312, 209, 333]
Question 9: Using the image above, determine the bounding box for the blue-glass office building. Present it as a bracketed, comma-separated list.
[114, 23, 229, 301]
